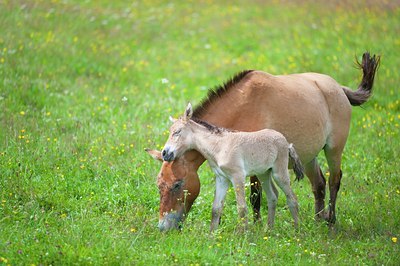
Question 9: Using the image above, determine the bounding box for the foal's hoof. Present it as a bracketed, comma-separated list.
[235, 223, 249, 234]
[235, 227, 247, 234]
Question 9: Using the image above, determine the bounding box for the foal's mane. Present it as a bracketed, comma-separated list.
[191, 117, 234, 134]
[193, 70, 254, 118]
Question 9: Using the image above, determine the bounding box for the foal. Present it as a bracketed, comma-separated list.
[162, 103, 304, 231]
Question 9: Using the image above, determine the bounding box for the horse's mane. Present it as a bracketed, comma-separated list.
[193, 70, 254, 118]
[191, 117, 234, 134]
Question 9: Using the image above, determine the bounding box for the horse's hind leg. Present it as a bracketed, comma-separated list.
[324, 145, 344, 225]
[304, 158, 327, 220]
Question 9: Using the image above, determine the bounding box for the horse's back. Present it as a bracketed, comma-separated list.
[237, 71, 352, 163]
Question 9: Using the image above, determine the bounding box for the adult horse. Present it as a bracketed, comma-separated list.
[146, 52, 380, 231]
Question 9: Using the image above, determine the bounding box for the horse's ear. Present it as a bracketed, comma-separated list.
[184, 103, 193, 120]
[145, 148, 163, 162]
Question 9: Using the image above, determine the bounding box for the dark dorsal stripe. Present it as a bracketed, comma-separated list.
[193, 70, 254, 118]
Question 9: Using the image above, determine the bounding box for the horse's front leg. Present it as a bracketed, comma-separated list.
[210, 175, 230, 232]
[232, 175, 248, 231]
[250, 175, 262, 223]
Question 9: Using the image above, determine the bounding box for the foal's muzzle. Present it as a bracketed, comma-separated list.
[162, 148, 175, 162]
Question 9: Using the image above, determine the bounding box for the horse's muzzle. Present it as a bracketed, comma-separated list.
[158, 212, 182, 231]
[162, 148, 175, 162]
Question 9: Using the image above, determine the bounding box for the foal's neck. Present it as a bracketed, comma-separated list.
[189, 121, 226, 162]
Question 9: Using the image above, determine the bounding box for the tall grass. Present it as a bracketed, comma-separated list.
[1, 0, 399, 265]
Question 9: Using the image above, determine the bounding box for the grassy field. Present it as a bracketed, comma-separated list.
[1, 0, 399, 265]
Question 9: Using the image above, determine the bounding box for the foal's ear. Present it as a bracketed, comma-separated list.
[169, 116, 177, 123]
[144, 148, 163, 162]
[184, 103, 193, 120]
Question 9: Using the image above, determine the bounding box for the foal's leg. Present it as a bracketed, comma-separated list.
[211, 175, 230, 231]
[272, 167, 299, 228]
[258, 171, 278, 229]
[304, 158, 327, 220]
[231, 174, 248, 231]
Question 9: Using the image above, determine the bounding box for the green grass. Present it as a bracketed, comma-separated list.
[1, 0, 399, 265]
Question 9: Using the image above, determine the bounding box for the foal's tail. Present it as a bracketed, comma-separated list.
[342, 52, 380, 106]
[288, 144, 304, 181]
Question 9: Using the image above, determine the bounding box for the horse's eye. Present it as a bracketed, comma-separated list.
[171, 180, 183, 192]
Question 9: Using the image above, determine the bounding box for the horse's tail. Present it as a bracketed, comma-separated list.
[342, 52, 380, 106]
[288, 144, 304, 181]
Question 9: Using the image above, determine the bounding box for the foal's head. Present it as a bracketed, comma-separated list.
[162, 103, 194, 162]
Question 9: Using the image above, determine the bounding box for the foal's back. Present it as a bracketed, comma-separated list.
[221, 128, 289, 176]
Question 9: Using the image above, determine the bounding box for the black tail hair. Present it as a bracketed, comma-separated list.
[342, 52, 380, 106]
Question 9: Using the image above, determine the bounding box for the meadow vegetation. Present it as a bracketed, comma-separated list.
[0, 0, 399, 265]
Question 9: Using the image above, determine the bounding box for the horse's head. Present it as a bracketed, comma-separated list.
[162, 103, 194, 162]
[145, 149, 200, 231]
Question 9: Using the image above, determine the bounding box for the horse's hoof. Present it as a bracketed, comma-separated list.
[325, 211, 336, 225]
[315, 210, 327, 222]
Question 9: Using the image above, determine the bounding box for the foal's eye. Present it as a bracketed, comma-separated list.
[172, 129, 182, 137]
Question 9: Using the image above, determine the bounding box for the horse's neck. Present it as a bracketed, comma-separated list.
[197, 96, 240, 128]
[180, 150, 205, 171]
[186, 86, 248, 168]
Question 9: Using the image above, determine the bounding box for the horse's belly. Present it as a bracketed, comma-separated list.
[265, 106, 328, 163]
